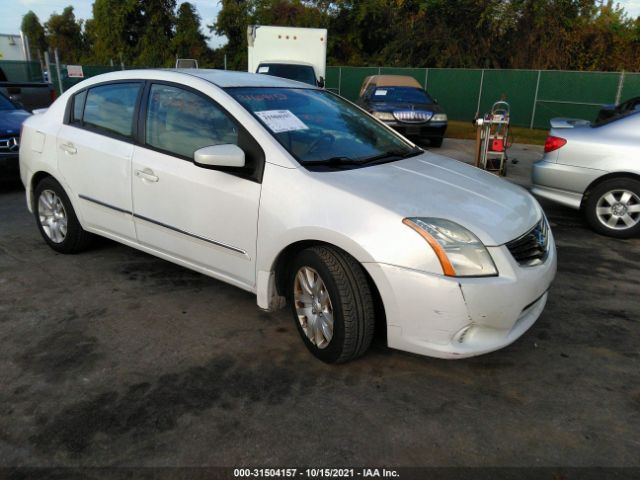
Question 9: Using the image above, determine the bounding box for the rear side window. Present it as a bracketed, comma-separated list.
[82, 83, 141, 138]
[71, 90, 87, 124]
[145, 83, 238, 158]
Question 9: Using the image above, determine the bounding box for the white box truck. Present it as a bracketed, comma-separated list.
[247, 25, 327, 87]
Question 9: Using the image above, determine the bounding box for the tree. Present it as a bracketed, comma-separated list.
[173, 2, 210, 62]
[136, 0, 177, 66]
[89, 0, 142, 65]
[21, 11, 47, 60]
[210, 0, 253, 70]
[44, 6, 83, 63]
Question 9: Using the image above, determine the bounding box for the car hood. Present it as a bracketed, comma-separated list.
[0, 109, 31, 135]
[317, 153, 542, 246]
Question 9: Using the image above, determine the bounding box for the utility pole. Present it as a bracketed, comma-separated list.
[54, 48, 64, 94]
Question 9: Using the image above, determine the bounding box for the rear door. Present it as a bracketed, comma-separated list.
[131, 82, 263, 288]
[57, 82, 142, 240]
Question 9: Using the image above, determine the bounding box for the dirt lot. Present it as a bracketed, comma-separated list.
[1, 140, 639, 472]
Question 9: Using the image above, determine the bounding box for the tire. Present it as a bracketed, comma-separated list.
[287, 246, 375, 363]
[583, 178, 640, 238]
[33, 176, 92, 253]
[430, 137, 444, 148]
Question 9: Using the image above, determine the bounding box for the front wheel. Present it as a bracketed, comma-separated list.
[583, 178, 640, 238]
[287, 246, 375, 363]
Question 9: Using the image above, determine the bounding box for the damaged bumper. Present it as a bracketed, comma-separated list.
[363, 236, 557, 359]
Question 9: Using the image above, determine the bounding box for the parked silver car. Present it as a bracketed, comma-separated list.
[532, 111, 640, 238]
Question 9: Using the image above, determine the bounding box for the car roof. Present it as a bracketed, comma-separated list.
[359, 74, 423, 97]
[173, 68, 315, 88]
[364, 75, 422, 88]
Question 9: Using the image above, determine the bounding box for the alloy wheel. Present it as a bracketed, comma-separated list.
[293, 266, 334, 349]
[595, 189, 640, 230]
[38, 189, 68, 243]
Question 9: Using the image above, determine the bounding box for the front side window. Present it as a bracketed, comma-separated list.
[83, 83, 140, 138]
[145, 84, 238, 158]
[0, 93, 16, 110]
[227, 87, 418, 166]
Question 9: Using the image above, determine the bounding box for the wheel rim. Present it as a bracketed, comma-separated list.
[595, 189, 640, 231]
[38, 189, 68, 243]
[293, 266, 334, 349]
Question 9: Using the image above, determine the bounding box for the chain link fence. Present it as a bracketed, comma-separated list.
[0, 60, 44, 82]
[2, 59, 637, 130]
[326, 67, 639, 129]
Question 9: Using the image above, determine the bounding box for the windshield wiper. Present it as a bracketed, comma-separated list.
[359, 147, 423, 165]
[304, 148, 423, 168]
[303, 156, 363, 167]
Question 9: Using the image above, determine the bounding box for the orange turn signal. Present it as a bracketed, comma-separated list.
[402, 218, 457, 276]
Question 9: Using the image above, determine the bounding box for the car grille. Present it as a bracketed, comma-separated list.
[505, 217, 550, 266]
[0, 136, 20, 153]
[393, 110, 433, 123]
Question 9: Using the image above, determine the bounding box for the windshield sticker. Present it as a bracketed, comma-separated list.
[237, 93, 289, 102]
[374, 90, 388, 96]
[255, 110, 309, 133]
[258, 66, 270, 73]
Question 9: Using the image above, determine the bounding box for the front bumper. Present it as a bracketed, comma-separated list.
[364, 233, 557, 359]
[382, 120, 447, 139]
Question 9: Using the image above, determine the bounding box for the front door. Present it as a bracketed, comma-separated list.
[131, 83, 261, 289]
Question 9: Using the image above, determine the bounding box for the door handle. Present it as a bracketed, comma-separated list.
[135, 168, 159, 183]
[60, 142, 77, 154]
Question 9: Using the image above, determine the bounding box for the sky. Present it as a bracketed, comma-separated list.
[1, 0, 226, 48]
[1, 0, 640, 51]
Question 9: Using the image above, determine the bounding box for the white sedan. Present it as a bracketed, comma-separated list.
[19, 69, 556, 363]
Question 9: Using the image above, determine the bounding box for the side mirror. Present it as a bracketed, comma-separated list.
[194, 144, 245, 168]
[318, 76, 325, 88]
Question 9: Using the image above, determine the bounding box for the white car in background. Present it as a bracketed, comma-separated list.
[532, 112, 640, 238]
[19, 69, 556, 363]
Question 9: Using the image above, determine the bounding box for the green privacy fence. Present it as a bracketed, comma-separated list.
[4, 58, 638, 130]
[49, 64, 123, 94]
[325, 66, 640, 129]
[0, 60, 44, 82]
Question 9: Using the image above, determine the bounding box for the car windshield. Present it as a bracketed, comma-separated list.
[227, 87, 419, 166]
[370, 87, 433, 104]
[257, 64, 317, 86]
[0, 93, 16, 110]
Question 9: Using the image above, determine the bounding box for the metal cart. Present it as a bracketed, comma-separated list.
[474, 101, 511, 176]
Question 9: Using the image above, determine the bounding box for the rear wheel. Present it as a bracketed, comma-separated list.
[287, 246, 375, 363]
[34, 177, 92, 253]
[583, 178, 640, 238]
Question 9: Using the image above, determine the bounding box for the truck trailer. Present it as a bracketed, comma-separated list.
[247, 25, 327, 87]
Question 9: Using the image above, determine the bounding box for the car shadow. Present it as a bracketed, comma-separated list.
[0, 178, 23, 194]
[410, 137, 440, 149]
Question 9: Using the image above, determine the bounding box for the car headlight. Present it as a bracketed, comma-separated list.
[403, 217, 497, 277]
[372, 111, 394, 121]
[431, 113, 448, 122]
